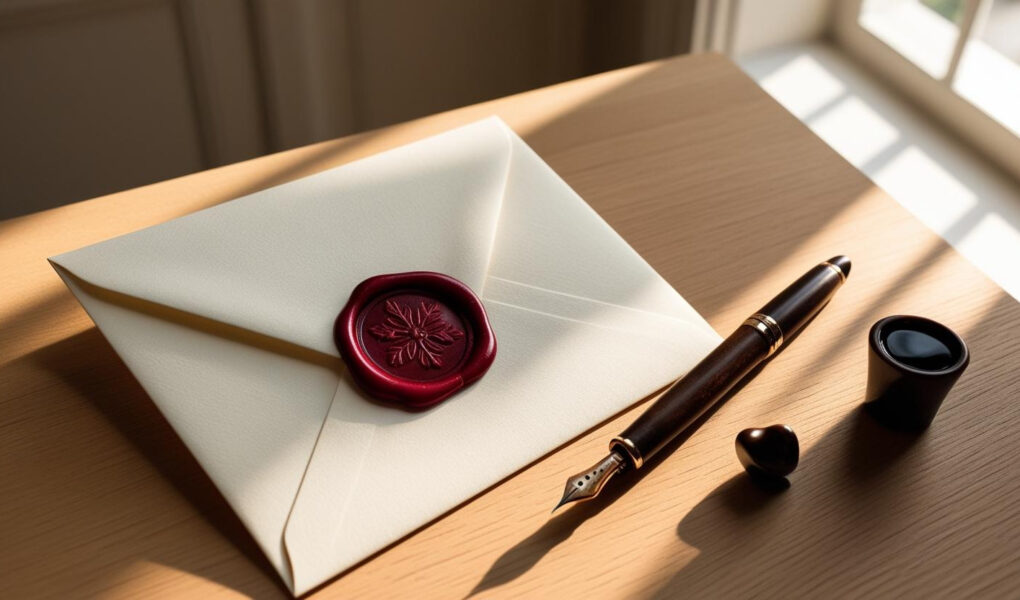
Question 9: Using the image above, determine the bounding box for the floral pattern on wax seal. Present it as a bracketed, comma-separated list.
[335, 272, 497, 411]
[368, 299, 465, 369]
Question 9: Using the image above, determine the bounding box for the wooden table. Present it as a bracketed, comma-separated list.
[4, 53, 1019, 599]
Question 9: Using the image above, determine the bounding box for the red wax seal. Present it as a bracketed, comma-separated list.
[335, 272, 496, 410]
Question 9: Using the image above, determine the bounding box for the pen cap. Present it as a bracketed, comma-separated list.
[756, 256, 848, 343]
[863, 315, 969, 431]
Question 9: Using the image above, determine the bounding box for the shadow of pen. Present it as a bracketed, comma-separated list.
[465, 365, 774, 598]
[465, 311, 826, 598]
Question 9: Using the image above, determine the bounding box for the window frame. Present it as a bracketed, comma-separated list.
[832, 0, 1020, 181]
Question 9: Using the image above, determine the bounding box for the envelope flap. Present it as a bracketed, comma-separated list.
[51, 119, 513, 357]
[487, 130, 708, 323]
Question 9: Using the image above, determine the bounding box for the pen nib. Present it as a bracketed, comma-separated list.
[552, 451, 626, 513]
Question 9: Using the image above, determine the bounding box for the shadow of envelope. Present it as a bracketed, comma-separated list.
[49, 118, 721, 595]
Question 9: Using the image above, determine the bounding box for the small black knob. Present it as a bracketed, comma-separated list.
[735, 425, 799, 482]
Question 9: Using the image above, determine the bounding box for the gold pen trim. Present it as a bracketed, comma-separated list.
[743, 313, 784, 356]
[821, 261, 847, 282]
[610, 436, 644, 469]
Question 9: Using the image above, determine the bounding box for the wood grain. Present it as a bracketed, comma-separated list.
[3, 53, 1019, 599]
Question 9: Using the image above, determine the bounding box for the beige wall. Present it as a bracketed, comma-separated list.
[0, 0, 693, 219]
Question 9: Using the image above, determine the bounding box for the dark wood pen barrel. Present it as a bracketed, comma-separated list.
[758, 260, 847, 340]
[617, 329, 767, 462]
[615, 257, 849, 466]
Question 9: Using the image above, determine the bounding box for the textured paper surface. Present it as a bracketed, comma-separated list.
[51, 118, 721, 595]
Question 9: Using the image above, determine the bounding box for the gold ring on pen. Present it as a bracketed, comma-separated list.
[821, 261, 847, 282]
[743, 313, 783, 356]
[610, 436, 644, 469]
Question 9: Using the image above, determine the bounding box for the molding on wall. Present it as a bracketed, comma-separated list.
[0, 0, 698, 217]
[0, 0, 268, 169]
[175, 0, 268, 165]
[691, 0, 736, 54]
[250, 0, 360, 151]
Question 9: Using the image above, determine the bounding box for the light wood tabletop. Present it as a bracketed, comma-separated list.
[3, 53, 1019, 599]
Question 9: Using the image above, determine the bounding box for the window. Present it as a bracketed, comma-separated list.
[859, 0, 968, 78]
[955, 0, 1020, 136]
[834, 0, 1020, 179]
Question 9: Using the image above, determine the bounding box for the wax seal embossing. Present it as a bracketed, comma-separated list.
[368, 300, 465, 368]
[335, 272, 496, 410]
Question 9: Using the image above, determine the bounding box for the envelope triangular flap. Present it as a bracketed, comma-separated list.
[485, 131, 708, 325]
[51, 118, 513, 358]
[53, 270, 340, 594]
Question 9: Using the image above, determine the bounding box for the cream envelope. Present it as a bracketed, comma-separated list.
[50, 117, 721, 595]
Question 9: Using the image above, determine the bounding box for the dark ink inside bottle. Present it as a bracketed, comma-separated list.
[883, 329, 954, 371]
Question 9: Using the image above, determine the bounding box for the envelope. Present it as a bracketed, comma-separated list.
[50, 117, 721, 595]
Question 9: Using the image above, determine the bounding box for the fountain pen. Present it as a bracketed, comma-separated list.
[554, 256, 851, 511]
